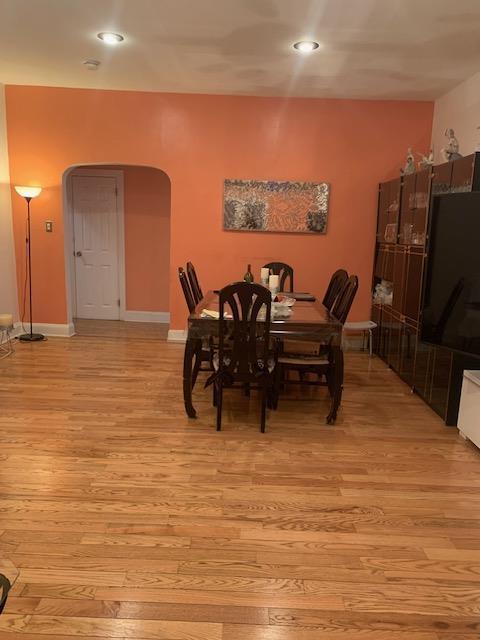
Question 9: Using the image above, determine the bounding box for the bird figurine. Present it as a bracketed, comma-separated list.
[418, 149, 434, 170]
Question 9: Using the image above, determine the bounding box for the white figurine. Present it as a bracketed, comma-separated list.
[401, 147, 416, 175]
[441, 128, 462, 162]
[418, 149, 434, 170]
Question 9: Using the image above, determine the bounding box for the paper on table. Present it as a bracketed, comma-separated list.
[201, 309, 232, 319]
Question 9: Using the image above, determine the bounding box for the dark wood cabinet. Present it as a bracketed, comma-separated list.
[399, 323, 417, 388]
[404, 248, 424, 323]
[399, 169, 431, 246]
[377, 178, 401, 243]
[412, 168, 430, 244]
[429, 347, 453, 420]
[431, 161, 453, 196]
[392, 247, 406, 315]
[413, 340, 433, 399]
[399, 173, 415, 244]
[451, 154, 480, 192]
[372, 153, 480, 425]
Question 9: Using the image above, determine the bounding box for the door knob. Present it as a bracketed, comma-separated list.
[75, 251, 82, 257]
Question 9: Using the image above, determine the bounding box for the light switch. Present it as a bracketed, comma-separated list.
[45, 221, 53, 232]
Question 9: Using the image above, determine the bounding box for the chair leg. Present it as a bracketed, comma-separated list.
[216, 382, 223, 431]
[260, 385, 267, 433]
[326, 346, 344, 425]
[272, 364, 282, 409]
[369, 329, 373, 357]
[192, 350, 202, 388]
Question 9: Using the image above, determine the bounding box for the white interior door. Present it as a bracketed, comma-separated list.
[72, 175, 120, 320]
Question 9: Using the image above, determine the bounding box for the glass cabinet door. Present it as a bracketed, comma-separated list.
[399, 173, 415, 244]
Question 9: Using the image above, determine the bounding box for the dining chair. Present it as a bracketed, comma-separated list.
[331, 275, 359, 324]
[273, 276, 358, 424]
[206, 282, 276, 433]
[178, 267, 212, 386]
[263, 262, 294, 292]
[186, 261, 204, 305]
[322, 269, 348, 310]
[0, 572, 12, 615]
[178, 267, 196, 313]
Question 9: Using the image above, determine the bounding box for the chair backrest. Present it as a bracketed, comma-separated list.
[178, 267, 196, 313]
[186, 262, 203, 305]
[331, 275, 359, 324]
[323, 269, 349, 310]
[263, 262, 294, 292]
[218, 282, 272, 380]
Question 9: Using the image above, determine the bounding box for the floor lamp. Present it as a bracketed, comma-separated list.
[14, 185, 45, 342]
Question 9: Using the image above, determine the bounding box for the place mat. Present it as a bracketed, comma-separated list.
[280, 292, 316, 302]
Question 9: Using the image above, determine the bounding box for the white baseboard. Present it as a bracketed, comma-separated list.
[13, 322, 75, 338]
[167, 329, 187, 343]
[123, 311, 170, 323]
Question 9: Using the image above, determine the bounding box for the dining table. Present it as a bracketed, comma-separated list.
[182, 290, 344, 424]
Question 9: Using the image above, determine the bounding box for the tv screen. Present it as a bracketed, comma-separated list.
[422, 192, 480, 357]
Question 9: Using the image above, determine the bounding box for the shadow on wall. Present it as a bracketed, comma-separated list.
[63, 164, 171, 325]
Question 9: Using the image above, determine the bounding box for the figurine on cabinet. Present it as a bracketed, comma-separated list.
[441, 128, 462, 162]
[401, 148, 416, 175]
[418, 149, 434, 170]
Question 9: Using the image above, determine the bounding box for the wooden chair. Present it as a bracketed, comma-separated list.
[187, 261, 203, 305]
[0, 572, 12, 615]
[273, 276, 358, 424]
[263, 262, 294, 292]
[207, 282, 275, 432]
[178, 267, 211, 386]
[322, 269, 348, 310]
[179, 267, 196, 313]
[331, 275, 359, 324]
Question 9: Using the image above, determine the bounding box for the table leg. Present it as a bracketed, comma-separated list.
[326, 345, 344, 425]
[183, 337, 197, 419]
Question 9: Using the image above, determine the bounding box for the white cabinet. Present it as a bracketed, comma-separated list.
[458, 370, 480, 449]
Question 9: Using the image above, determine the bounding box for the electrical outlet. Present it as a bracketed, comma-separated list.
[45, 221, 53, 232]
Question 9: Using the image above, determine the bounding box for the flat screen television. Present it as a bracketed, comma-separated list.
[421, 192, 480, 357]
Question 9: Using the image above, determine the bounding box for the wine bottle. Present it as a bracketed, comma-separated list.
[243, 264, 254, 283]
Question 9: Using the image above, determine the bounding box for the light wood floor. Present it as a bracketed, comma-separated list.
[1, 332, 480, 639]
[74, 319, 169, 340]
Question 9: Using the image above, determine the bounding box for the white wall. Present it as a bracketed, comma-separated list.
[432, 71, 480, 163]
[0, 83, 18, 320]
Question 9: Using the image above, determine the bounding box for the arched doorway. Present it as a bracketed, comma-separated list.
[62, 164, 171, 338]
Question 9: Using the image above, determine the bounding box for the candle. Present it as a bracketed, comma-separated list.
[269, 274, 279, 294]
[260, 267, 269, 285]
[0, 313, 13, 328]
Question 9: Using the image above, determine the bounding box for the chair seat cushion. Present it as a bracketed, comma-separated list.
[278, 354, 329, 366]
[343, 320, 377, 330]
[282, 339, 323, 356]
[213, 352, 275, 373]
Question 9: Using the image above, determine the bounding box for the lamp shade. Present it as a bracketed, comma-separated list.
[14, 185, 42, 199]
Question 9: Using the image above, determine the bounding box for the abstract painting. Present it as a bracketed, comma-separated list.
[223, 179, 330, 234]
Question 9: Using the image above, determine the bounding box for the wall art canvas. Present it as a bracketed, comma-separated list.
[223, 179, 330, 234]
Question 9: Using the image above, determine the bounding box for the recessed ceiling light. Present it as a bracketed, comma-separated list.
[97, 32, 124, 45]
[293, 41, 320, 53]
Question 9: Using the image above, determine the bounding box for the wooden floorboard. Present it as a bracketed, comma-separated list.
[1, 327, 480, 639]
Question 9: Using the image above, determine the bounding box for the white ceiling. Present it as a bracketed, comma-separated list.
[1, 0, 480, 100]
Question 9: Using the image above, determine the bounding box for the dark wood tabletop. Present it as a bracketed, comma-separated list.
[188, 290, 342, 344]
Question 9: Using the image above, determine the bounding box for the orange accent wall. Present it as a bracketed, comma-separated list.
[5, 85, 434, 328]
[123, 166, 170, 312]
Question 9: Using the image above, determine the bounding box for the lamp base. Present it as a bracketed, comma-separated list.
[19, 333, 45, 342]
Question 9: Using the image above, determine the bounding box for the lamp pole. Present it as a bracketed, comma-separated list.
[15, 186, 45, 342]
